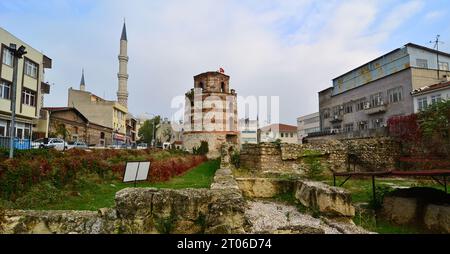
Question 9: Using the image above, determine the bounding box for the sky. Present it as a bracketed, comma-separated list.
[1, 0, 449, 125]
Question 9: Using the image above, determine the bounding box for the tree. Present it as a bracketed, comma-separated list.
[50, 123, 70, 141]
[138, 116, 161, 145]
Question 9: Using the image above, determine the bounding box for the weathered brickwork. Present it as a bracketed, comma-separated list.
[241, 138, 401, 173]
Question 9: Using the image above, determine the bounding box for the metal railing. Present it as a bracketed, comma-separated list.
[0, 136, 32, 150]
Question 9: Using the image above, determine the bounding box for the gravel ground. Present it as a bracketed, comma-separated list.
[245, 200, 372, 234]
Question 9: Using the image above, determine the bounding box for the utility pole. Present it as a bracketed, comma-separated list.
[8, 44, 27, 159]
[430, 35, 444, 80]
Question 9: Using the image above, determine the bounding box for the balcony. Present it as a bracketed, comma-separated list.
[329, 115, 343, 123]
[364, 103, 387, 115]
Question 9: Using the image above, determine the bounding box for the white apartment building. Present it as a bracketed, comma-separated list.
[412, 80, 450, 113]
[297, 112, 320, 143]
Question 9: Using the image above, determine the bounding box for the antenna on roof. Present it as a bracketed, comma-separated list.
[429, 35, 445, 80]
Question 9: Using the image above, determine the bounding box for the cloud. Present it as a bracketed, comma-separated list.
[424, 10, 446, 23]
[0, 0, 431, 125]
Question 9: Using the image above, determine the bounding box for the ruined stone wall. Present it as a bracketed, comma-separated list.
[0, 165, 245, 234]
[241, 138, 400, 173]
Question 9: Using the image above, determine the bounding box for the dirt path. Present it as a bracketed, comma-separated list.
[244, 200, 373, 234]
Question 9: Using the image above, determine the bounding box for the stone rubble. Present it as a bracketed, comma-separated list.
[244, 201, 370, 234]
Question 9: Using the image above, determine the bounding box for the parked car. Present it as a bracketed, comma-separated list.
[67, 141, 88, 150]
[137, 143, 148, 150]
[33, 138, 68, 151]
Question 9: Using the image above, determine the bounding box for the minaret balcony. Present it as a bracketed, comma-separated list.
[118, 55, 129, 61]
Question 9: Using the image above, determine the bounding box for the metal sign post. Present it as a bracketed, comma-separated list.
[123, 161, 151, 187]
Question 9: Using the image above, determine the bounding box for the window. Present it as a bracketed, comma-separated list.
[431, 94, 442, 105]
[344, 123, 354, 133]
[221, 82, 225, 93]
[281, 133, 284, 138]
[24, 60, 38, 78]
[290, 133, 294, 138]
[22, 89, 36, 107]
[372, 118, 384, 129]
[418, 98, 428, 111]
[359, 121, 368, 131]
[0, 120, 6, 137]
[356, 99, 366, 111]
[323, 109, 330, 119]
[332, 106, 341, 116]
[416, 59, 428, 68]
[2, 48, 13, 66]
[0, 81, 11, 100]
[15, 123, 30, 139]
[388, 87, 403, 104]
[439, 62, 449, 71]
[370, 92, 383, 107]
[344, 103, 353, 114]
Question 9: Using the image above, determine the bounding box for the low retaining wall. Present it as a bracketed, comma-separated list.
[0, 166, 246, 234]
[381, 188, 450, 233]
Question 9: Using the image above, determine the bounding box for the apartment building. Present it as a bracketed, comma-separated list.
[318, 43, 450, 138]
[412, 80, 450, 113]
[258, 123, 298, 144]
[297, 112, 320, 143]
[68, 88, 128, 145]
[0, 27, 52, 148]
[239, 118, 258, 145]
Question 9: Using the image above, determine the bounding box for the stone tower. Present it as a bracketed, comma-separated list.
[183, 71, 239, 158]
[80, 69, 86, 91]
[117, 21, 129, 108]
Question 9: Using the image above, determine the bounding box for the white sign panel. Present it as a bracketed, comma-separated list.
[123, 161, 151, 183]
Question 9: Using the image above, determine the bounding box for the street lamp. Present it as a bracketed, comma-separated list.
[8, 44, 27, 159]
[144, 112, 158, 148]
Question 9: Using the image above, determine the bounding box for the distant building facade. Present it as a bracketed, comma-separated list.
[259, 124, 298, 144]
[297, 112, 320, 144]
[37, 107, 113, 146]
[412, 80, 450, 113]
[183, 71, 239, 158]
[239, 118, 258, 145]
[317, 43, 450, 139]
[1, 27, 52, 148]
[126, 114, 137, 146]
[68, 88, 127, 145]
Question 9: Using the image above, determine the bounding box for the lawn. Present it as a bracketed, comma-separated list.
[0, 159, 220, 211]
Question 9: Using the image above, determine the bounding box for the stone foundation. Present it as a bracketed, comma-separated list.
[183, 132, 239, 159]
[381, 188, 450, 233]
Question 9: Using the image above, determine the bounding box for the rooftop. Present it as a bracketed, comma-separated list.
[412, 81, 450, 95]
[260, 123, 297, 132]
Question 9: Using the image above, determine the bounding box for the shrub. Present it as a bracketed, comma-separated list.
[231, 151, 240, 168]
[302, 150, 325, 179]
[368, 185, 393, 210]
[193, 141, 209, 156]
[0, 148, 207, 201]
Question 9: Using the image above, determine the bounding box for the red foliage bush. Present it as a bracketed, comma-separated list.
[387, 114, 421, 142]
[0, 149, 207, 200]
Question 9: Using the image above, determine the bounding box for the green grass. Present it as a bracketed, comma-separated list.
[0, 160, 220, 211]
[353, 211, 422, 234]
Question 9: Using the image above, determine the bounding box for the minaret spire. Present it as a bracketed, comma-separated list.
[80, 68, 86, 91]
[117, 20, 129, 108]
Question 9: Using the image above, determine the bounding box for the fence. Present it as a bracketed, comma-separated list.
[0, 136, 32, 150]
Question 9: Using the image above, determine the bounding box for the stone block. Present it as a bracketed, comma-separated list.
[294, 180, 355, 217]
